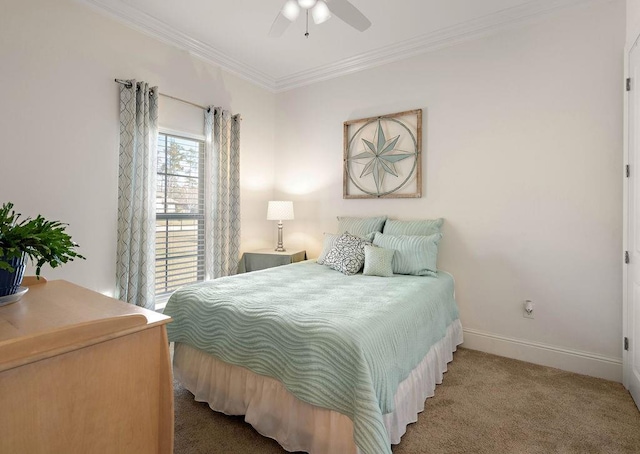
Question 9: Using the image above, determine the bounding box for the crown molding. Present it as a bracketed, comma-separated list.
[77, 0, 276, 91]
[274, 0, 600, 91]
[78, 0, 602, 93]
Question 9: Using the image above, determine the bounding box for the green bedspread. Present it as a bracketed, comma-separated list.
[164, 260, 459, 454]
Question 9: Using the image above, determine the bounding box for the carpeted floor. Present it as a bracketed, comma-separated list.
[173, 348, 640, 453]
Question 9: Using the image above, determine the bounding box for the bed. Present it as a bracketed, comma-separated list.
[164, 258, 462, 454]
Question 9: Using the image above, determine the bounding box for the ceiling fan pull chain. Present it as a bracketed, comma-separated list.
[305, 10, 309, 38]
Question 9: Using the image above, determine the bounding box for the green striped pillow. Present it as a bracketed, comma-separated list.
[382, 218, 443, 236]
[372, 232, 442, 276]
[337, 216, 387, 238]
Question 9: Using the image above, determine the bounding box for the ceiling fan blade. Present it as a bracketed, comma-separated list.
[327, 0, 371, 32]
[269, 11, 293, 37]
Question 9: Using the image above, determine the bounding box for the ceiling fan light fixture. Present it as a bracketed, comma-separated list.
[311, 1, 331, 24]
[297, 0, 317, 10]
[270, 0, 370, 38]
[282, 0, 300, 21]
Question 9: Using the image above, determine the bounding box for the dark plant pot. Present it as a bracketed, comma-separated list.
[0, 253, 27, 297]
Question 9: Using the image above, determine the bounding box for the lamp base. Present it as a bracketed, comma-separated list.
[275, 221, 286, 252]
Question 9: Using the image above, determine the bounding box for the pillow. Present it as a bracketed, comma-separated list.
[363, 245, 394, 277]
[373, 232, 442, 276]
[382, 218, 444, 236]
[322, 232, 370, 275]
[337, 216, 387, 238]
[317, 231, 374, 265]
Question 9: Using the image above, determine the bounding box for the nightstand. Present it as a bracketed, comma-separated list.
[238, 249, 307, 273]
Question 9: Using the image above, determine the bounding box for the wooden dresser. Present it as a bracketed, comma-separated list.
[0, 280, 173, 453]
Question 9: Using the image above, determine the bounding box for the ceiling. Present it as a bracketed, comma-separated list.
[80, 0, 593, 91]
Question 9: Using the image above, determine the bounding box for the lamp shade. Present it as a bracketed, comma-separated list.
[267, 201, 294, 221]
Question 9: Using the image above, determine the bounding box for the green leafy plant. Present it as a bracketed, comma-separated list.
[0, 202, 85, 277]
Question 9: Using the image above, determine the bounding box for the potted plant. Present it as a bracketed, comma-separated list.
[0, 202, 85, 297]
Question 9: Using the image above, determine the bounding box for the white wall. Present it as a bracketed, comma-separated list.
[628, 0, 640, 45]
[0, 0, 276, 296]
[275, 0, 625, 380]
[0, 0, 626, 380]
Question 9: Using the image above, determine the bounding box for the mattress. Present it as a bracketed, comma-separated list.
[164, 260, 461, 454]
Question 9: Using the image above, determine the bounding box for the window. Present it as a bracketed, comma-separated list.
[155, 132, 205, 303]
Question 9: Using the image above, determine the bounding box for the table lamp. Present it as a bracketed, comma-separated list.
[267, 201, 294, 252]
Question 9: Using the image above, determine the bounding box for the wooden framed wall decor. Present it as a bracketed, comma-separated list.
[343, 109, 422, 199]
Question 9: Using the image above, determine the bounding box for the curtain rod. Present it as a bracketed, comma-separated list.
[114, 79, 242, 120]
[115, 79, 206, 110]
[115, 79, 208, 112]
[114, 79, 242, 121]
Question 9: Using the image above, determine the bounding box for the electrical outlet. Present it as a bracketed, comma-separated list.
[523, 300, 534, 319]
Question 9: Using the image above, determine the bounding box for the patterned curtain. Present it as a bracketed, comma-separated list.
[204, 107, 241, 279]
[116, 80, 158, 309]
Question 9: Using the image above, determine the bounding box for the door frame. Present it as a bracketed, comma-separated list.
[623, 34, 640, 396]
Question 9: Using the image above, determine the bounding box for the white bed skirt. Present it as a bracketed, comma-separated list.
[174, 319, 463, 454]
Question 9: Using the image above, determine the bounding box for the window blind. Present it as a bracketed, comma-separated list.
[155, 133, 205, 298]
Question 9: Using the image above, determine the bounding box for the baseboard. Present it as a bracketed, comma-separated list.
[461, 328, 623, 382]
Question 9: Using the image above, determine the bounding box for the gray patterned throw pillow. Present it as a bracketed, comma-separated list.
[323, 232, 370, 275]
[317, 231, 376, 265]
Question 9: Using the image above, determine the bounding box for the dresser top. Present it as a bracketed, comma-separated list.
[0, 280, 170, 372]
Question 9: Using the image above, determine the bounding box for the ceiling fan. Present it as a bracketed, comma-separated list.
[269, 0, 371, 38]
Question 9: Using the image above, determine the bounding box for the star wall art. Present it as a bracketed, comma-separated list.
[343, 109, 422, 199]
